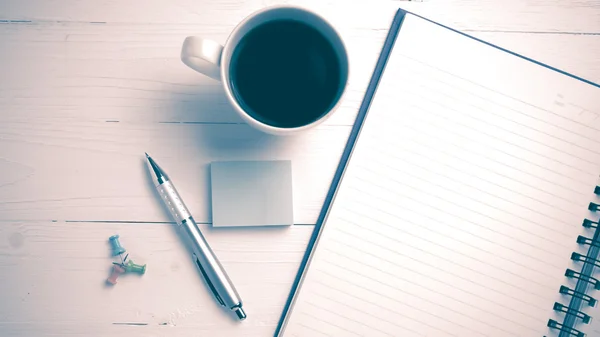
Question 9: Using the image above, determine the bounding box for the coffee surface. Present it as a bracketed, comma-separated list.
[230, 20, 342, 128]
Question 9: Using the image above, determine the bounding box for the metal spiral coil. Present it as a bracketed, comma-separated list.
[547, 181, 600, 336]
[553, 303, 591, 324]
[547, 319, 585, 337]
[565, 268, 600, 290]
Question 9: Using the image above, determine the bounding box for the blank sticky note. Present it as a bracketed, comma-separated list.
[210, 160, 294, 227]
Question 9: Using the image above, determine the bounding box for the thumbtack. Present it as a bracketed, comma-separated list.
[108, 234, 126, 256]
[107, 264, 126, 285]
[125, 260, 146, 275]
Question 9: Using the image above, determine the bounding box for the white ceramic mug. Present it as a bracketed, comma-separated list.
[181, 5, 349, 135]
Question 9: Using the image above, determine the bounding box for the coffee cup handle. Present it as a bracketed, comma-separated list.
[181, 36, 223, 81]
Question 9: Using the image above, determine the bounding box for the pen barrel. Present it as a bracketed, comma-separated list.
[181, 218, 243, 309]
[157, 180, 243, 310]
[157, 180, 192, 223]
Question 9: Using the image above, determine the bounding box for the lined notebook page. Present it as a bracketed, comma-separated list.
[281, 12, 600, 337]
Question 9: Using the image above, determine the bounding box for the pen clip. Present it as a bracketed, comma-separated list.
[193, 253, 225, 306]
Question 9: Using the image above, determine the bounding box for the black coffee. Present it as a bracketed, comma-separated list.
[230, 20, 342, 128]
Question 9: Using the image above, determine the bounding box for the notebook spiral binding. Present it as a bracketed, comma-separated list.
[547, 182, 600, 337]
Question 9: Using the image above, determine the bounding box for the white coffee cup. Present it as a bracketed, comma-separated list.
[181, 5, 349, 135]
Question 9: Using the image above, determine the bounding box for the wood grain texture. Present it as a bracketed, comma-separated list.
[1, 2, 599, 223]
[1, 0, 599, 32]
[1, 22, 598, 127]
[0, 122, 349, 223]
[0, 19, 378, 127]
[0, 0, 599, 336]
[0, 221, 313, 336]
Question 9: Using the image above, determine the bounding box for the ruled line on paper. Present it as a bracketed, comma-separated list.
[408, 77, 600, 158]
[363, 146, 580, 233]
[307, 287, 460, 337]
[311, 269, 536, 336]
[340, 192, 566, 270]
[341, 195, 566, 271]
[397, 52, 600, 134]
[386, 95, 598, 178]
[368, 126, 587, 208]
[365, 133, 589, 227]
[369, 146, 583, 231]
[401, 66, 600, 157]
[295, 323, 332, 337]
[401, 104, 599, 180]
[311, 269, 466, 337]
[379, 58, 599, 181]
[358, 158, 578, 246]
[319, 239, 544, 322]
[303, 300, 398, 337]
[352, 170, 573, 249]
[364, 144, 579, 234]
[324, 229, 552, 311]
[337, 210, 560, 282]
[313, 258, 540, 335]
[306, 287, 427, 336]
[371, 111, 591, 200]
[378, 102, 594, 193]
[377, 112, 590, 196]
[299, 309, 364, 336]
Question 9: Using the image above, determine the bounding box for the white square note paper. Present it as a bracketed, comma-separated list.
[210, 160, 294, 227]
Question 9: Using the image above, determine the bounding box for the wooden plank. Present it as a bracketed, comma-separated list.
[0, 20, 377, 127]
[0, 122, 350, 223]
[1, 22, 599, 128]
[1, 26, 599, 224]
[0, 0, 598, 33]
[0, 221, 314, 336]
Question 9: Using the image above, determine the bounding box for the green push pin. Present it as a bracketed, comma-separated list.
[108, 235, 126, 256]
[125, 260, 146, 275]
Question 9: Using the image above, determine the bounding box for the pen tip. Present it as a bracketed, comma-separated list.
[145, 152, 149, 158]
[234, 307, 247, 320]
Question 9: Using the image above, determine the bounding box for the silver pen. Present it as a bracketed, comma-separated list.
[145, 153, 246, 320]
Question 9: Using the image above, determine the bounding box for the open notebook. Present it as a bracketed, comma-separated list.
[276, 9, 600, 337]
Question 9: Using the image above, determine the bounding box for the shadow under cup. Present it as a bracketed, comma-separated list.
[226, 8, 348, 130]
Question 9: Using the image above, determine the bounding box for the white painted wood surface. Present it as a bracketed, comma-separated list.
[0, 0, 598, 336]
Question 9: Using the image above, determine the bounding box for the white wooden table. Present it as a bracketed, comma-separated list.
[0, 1, 598, 336]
